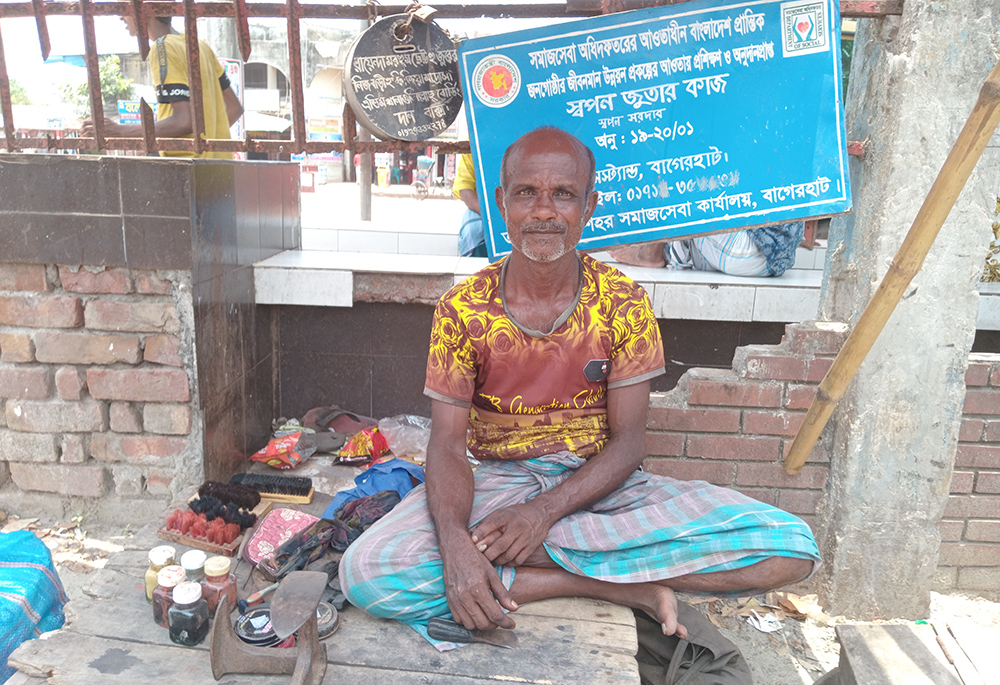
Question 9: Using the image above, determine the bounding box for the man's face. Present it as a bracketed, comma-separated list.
[121, 15, 138, 37]
[496, 133, 597, 263]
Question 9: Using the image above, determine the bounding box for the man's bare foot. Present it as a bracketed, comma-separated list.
[607, 582, 688, 638]
[607, 243, 667, 268]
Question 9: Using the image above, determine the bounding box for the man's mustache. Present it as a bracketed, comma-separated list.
[521, 220, 567, 233]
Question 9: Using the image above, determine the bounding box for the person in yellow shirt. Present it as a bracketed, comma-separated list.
[82, 14, 243, 159]
[453, 154, 488, 257]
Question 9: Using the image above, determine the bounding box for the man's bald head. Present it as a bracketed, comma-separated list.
[500, 127, 596, 196]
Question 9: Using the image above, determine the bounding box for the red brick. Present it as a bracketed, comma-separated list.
[0, 333, 35, 363]
[965, 520, 1000, 542]
[687, 435, 781, 461]
[737, 488, 777, 505]
[688, 380, 782, 408]
[5, 399, 105, 433]
[645, 432, 684, 456]
[0, 430, 58, 462]
[143, 335, 184, 367]
[963, 389, 1000, 415]
[60, 434, 88, 464]
[84, 300, 180, 333]
[0, 264, 47, 292]
[949, 471, 975, 494]
[780, 438, 831, 463]
[966, 362, 992, 387]
[975, 472, 1000, 494]
[991, 366, 1000, 387]
[143, 404, 191, 435]
[0, 368, 50, 399]
[134, 272, 172, 295]
[785, 384, 818, 410]
[87, 368, 190, 402]
[938, 543, 1000, 567]
[945, 495, 1000, 518]
[58, 266, 132, 294]
[778, 489, 824, 515]
[647, 407, 740, 433]
[109, 402, 143, 433]
[642, 458, 735, 485]
[955, 444, 1000, 469]
[9, 462, 107, 496]
[112, 464, 146, 497]
[744, 410, 804, 437]
[35, 331, 141, 365]
[743, 354, 808, 381]
[939, 520, 966, 542]
[985, 421, 1000, 442]
[0, 294, 83, 328]
[90, 432, 189, 464]
[736, 462, 829, 489]
[960, 419, 985, 442]
[146, 470, 174, 496]
[784, 321, 848, 355]
[957, 567, 1000, 591]
[54, 366, 87, 401]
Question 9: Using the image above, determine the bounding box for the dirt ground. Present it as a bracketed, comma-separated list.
[4, 511, 999, 685]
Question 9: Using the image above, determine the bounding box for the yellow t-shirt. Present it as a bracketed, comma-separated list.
[153, 34, 233, 159]
[452, 153, 477, 199]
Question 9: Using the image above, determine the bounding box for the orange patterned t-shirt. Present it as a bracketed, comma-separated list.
[424, 254, 665, 461]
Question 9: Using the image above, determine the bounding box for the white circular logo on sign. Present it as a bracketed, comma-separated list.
[472, 54, 520, 108]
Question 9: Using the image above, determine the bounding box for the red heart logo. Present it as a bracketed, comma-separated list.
[797, 20, 810, 34]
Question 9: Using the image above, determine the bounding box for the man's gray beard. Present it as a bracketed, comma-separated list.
[517, 221, 573, 263]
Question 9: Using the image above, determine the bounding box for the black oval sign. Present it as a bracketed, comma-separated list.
[344, 15, 463, 141]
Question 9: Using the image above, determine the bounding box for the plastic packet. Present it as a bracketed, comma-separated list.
[377, 415, 432, 463]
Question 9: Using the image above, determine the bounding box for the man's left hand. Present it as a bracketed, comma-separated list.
[471, 503, 551, 566]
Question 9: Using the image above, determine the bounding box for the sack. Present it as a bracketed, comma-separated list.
[0, 531, 68, 683]
[634, 602, 753, 685]
[242, 508, 319, 566]
[328, 490, 402, 551]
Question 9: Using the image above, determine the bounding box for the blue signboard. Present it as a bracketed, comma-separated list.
[458, 0, 851, 259]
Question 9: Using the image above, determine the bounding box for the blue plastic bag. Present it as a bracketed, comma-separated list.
[322, 458, 425, 519]
[1, 530, 67, 683]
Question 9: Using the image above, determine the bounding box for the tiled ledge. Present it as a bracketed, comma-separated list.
[255, 249, 1000, 329]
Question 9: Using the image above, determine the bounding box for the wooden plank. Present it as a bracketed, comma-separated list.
[836, 624, 961, 685]
[515, 596, 635, 627]
[156, 528, 242, 557]
[948, 623, 1000, 685]
[9, 631, 533, 685]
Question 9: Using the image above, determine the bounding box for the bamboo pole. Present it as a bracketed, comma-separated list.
[785, 58, 1000, 475]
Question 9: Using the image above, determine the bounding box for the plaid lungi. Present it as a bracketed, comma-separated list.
[340, 451, 819, 627]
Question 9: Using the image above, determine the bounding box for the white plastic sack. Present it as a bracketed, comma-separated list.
[378, 414, 432, 463]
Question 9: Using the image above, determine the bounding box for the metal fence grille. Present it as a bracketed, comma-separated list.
[0, 0, 902, 156]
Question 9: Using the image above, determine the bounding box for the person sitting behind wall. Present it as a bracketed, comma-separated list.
[80, 14, 243, 159]
[453, 154, 488, 258]
[608, 222, 806, 277]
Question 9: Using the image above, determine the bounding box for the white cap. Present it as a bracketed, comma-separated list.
[156, 565, 187, 588]
[180, 549, 207, 571]
[172, 581, 203, 605]
[205, 556, 231, 577]
[148, 545, 175, 566]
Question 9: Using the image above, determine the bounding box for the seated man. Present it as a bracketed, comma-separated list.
[340, 127, 819, 640]
[608, 222, 806, 277]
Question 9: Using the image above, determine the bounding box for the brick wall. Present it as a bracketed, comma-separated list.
[644, 321, 1000, 597]
[0, 262, 200, 524]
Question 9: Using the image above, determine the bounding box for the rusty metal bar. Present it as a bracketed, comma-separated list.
[30, 0, 51, 61]
[286, 0, 307, 149]
[139, 97, 158, 153]
[182, 0, 205, 155]
[0, 23, 16, 152]
[0, 1, 907, 20]
[130, 0, 150, 60]
[80, 0, 106, 150]
[232, 0, 251, 62]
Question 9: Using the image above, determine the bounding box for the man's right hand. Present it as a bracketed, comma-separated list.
[441, 539, 517, 631]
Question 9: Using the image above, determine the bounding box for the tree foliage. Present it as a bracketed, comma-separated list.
[61, 55, 133, 117]
[9, 79, 31, 105]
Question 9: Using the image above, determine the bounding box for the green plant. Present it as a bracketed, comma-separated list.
[61, 55, 133, 118]
[9, 79, 31, 105]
